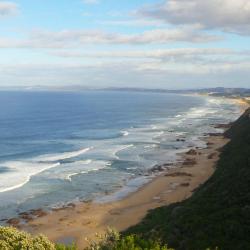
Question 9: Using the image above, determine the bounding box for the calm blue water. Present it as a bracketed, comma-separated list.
[0, 90, 241, 220]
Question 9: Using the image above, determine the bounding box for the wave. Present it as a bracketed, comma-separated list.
[114, 144, 134, 159]
[65, 160, 111, 181]
[34, 147, 93, 162]
[144, 144, 158, 149]
[65, 172, 79, 181]
[0, 162, 60, 193]
[153, 131, 164, 138]
[0, 148, 94, 192]
[120, 130, 129, 137]
[151, 125, 158, 130]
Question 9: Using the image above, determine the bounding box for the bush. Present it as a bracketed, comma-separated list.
[85, 228, 172, 250]
[0, 227, 173, 250]
[0, 226, 55, 250]
[55, 243, 77, 250]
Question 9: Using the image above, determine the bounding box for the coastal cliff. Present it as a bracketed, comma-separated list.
[126, 108, 250, 250]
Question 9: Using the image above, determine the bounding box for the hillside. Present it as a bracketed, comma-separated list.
[126, 108, 250, 250]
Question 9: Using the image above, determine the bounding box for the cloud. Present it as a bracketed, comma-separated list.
[52, 48, 250, 67]
[1, 60, 250, 89]
[0, 27, 221, 49]
[97, 19, 166, 28]
[50, 48, 235, 62]
[47, 47, 250, 79]
[0, 1, 18, 17]
[139, 0, 250, 35]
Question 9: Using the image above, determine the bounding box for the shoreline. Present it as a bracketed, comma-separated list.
[8, 98, 250, 248]
[19, 134, 229, 248]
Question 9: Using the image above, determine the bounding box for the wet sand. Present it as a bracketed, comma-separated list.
[20, 134, 228, 249]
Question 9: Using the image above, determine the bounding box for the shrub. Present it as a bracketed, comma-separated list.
[55, 243, 77, 250]
[0, 226, 55, 250]
[0, 227, 172, 250]
[85, 228, 172, 250]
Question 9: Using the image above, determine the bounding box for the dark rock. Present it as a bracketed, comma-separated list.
[208, 152, 217, 159]
[165, 172, 193, 177]
[182, 158, 197, 166]
[180, 182, 190, 187]
[205, 133, 223, 137]
[214, 123, 231, 129]
[186, 149, 197, 155]
[30, 209, 47, 217]
[7, 218, 20, 226]
[207, 142, 214, 146]
[67, 203, 76, 208]
[151, 165, 166, 173]
[176, 138, 186, 142]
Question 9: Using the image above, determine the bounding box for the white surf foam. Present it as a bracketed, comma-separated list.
[0, 162, 60, 193]
[144, 144, 158, 149]
[151, 125, 158, 130]
[65, 160, 111, 181]
[113, 144, 134, 159]
[153, 131, 164, 138]
[34, 147, 92, 162]
[120, 130, 129, 137]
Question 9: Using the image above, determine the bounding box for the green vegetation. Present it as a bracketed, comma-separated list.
[55, 243, 77, 250]
[0, 226, 55, 250]
[0, 227, 170, 250]
[126, 108, 250, 250]
[85, 229, 171, 250]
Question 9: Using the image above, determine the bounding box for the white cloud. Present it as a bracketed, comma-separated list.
[52, 48, 250, 68]
[1, 60, 250, 89]
[0, 27, 221, 49]
[52, 48, 236, 59]
[0, 1, 18, 17]
[97, 18, 166, 28]
[139, 0, 250, 35]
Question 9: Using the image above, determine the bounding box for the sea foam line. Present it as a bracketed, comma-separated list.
[121, 130, 129, 137]
[0, 162, 60, 193]
[65, 160, 111, 181]
[34, 147, 93, 162]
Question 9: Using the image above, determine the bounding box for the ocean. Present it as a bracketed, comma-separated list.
[0, 90, 241, 221]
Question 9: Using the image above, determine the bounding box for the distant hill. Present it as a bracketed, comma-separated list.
[102, 87, 250, 98]
[126, 108, 250, 250]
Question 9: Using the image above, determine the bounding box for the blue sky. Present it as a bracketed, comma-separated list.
[0, 0, 250, 89]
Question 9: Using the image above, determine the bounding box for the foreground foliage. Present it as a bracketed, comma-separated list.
[55, 243, 77, 250]
[0, 227, 170, 250]
[85, 228, 171, 250]
[0, 226, 55, 250]
[126, 108, 250, 250]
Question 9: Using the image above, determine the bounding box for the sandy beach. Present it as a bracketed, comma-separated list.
[16, 133, 228, 249]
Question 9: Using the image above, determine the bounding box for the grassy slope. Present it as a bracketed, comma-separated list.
[126, 108, 250, 250]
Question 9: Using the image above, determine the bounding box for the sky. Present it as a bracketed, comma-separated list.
[0, 0, 250, 90]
